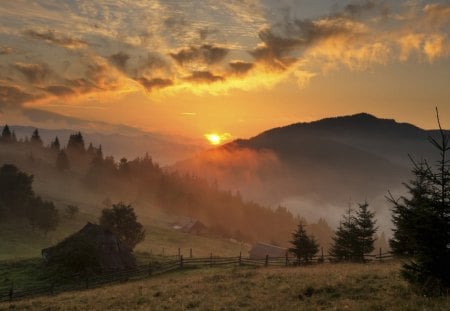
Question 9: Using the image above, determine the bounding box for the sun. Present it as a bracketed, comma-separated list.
[205, 133, 222, 145]
[204, 132, 231, 145]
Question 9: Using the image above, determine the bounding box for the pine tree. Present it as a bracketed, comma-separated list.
[289, 224, 319, 264]
[1, 125, 12, 143]
[389, 159, 431, 256]
[31, 129, 43, 147]
[389, 109, 450, 295]
[329, 206, 358, 261]
[67, 132, 85, 154]
[354, 201, 378, 261]
[50, 137, 60, 151]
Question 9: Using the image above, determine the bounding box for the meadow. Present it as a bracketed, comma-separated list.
[1, 261, 449, 310]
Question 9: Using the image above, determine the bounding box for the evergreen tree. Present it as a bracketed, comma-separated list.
[50, 136, 60, 151]
[67, 132, 85, 154]
[31, 129, 43, 146]
[329, 206, 358, 261]
[1, 124, 12, 143]
[56, 150, 70, 171]
[389, 110, 450, 295]
[289, 224, 319, 264]
[354, 201, 378, 261]
[389, 160, 431, 256]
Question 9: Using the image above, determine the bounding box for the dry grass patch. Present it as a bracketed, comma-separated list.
[1, 261, 449, 310]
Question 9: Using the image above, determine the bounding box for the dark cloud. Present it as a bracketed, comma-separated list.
[185, 71, 224, 83]
[0, 84, 39, 109]
[0, 47, 13, 55]
[42, 85, 76, 96]
[250, 16, 358, 70]
[170, 44, 229, 66]
[229, 61, 254, 75]
[13, 62, 51, 83]
[24, 29, 86, 48]
[138, 77, 173, 91]
[343, 1, 377, 17]
[109, 52, 130, 71]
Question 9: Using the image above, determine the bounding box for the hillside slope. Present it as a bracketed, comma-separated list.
[175, 113, 445, 227]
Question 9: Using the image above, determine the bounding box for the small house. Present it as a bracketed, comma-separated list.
[249, 242, 287, 259]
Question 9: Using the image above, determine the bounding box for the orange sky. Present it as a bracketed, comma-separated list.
[0, 1, 449, 143]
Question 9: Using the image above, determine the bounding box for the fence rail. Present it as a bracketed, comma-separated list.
[0, 251, 394, 303]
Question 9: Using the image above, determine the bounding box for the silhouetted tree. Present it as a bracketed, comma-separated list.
[389, 110, 449, 295]
[26, 196, 59, 235]
[0, 164, 34, 217]
[289, 224, 319, 264]
[99, 202, 145, 249]
[354, 201, 378, 261]
[389, 160, 431, 256]
[67, 132, 85, 154]
[1, 125, 12, 143]
[50, 137, 60, 151]
[31, 129, 43, 147]
[329, 206, 358, 261]
[56, 150, 70, 171]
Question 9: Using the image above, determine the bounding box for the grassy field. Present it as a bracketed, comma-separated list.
[1, 261, 448, 310]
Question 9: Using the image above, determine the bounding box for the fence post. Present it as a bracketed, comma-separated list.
[239, 252, 242, 266]
[180, 255, 183, 268]
[8, 281, 13, 302]
[379, 248, 382, 262]
[265, 254, 269, 267]
[285, 252, 288, 266]
[190, 248, 193, 258]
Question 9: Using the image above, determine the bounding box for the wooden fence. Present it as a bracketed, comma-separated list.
[0, 250, 394, 303]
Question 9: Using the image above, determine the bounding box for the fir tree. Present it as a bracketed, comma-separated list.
[354, 201, 378, 261]
[50, 136, 60, 151]
[1, 125, 12, 143]
[31, 129, 43, 147]
[289, 224, 319, 264]
[389, 109, 450, 295]
[329, 206, 358, 261]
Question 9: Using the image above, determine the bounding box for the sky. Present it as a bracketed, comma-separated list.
[0, 0, 449, 143]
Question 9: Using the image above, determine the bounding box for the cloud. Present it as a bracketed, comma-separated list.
[423, 3, 450, 28]
[138, 77, 173, 91]
[170, 44, 229, 66]
[13, 62, 51, 84]
[108, 52, 131, 71]
[184, 71, 224, 83]
[0, 84, 39, 109]
[228, 61, 254, 75]
[24, 29, 86, 49]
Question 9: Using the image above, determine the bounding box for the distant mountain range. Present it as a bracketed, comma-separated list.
[9, 126, 206, 165]
[174, 113, 448, 228]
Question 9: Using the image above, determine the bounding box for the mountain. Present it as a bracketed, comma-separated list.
[9, 126, 205, 165]
[174, 113, 447, 229]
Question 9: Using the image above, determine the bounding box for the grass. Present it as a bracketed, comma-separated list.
[1, 261, 448, 310]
